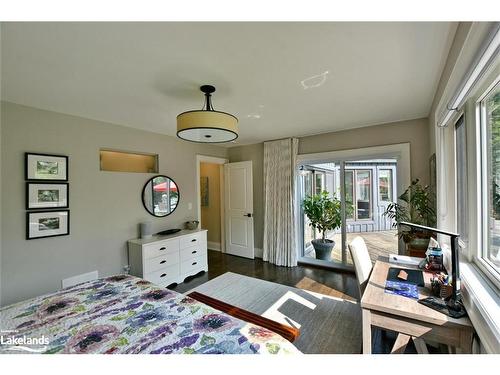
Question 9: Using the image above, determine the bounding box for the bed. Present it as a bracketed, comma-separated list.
[0, 275, 300, 354]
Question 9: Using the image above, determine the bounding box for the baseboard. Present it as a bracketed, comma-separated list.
[207, 241, 221, 251]
[254, 248, 263, 259]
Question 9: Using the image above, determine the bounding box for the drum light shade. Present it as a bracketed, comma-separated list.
[177, 85, 238, 143]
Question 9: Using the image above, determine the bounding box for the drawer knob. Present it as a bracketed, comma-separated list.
[191, 239, 197, 242]
[159, 247, 167, 251]
[191, 250, 197, 254]
[160, 273, 167, 278]
[160, 260, 166, 264]
[192, 262, 197, 266]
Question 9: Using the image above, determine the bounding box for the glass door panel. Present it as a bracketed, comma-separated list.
[298, 159, 399, 268]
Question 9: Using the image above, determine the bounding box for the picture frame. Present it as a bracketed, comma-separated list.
[26, 210, 70, 240]
[200, 176, 209, 207]
[25, 152, 68, 181]
[26, 182, 69, 210]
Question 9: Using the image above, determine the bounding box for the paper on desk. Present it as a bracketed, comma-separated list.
[388, 254, 423, 266]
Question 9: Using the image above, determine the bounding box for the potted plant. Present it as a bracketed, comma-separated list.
[302, 191, 342, 260]
[382, 179, 436, 254]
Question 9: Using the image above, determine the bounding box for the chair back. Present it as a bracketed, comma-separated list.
[348, 236, 373, 298]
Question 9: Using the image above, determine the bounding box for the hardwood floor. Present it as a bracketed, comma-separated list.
[170, 250, 360, 301]
[169, 250, 432, 354]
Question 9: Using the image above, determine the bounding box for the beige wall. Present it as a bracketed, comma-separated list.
[229, 118, 430, 249]
[200, 162, 221, 245]
[428, 22, 473, 155]
[0, 101, 227, 306]
[299, 118, 430, 184]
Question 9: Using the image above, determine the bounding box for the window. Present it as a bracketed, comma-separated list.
[356, 170, 372, 220]
[345, 170, 355, 220]
[314, 172, 325, 195]
[100, 149, 158, 173]
[479, 79, 500, 277]
[378, 169, 393, 202]
[455, 115, 468, 244]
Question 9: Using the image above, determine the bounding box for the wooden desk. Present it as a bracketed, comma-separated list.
[360, 257, 474, 354]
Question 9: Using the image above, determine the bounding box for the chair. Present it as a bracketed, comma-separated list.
[348, 236, 373, 298]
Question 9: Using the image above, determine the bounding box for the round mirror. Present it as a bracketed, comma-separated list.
[142, 175, 179, 217]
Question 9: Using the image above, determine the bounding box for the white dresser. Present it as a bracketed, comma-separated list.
[127, 229, 208, 288]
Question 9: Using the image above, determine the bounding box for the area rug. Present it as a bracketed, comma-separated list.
[188, 272, 362, 354]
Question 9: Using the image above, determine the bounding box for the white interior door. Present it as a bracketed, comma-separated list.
[224, 161, 254, 259]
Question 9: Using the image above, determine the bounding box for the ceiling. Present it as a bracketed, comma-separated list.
[1, 22, 457, 146]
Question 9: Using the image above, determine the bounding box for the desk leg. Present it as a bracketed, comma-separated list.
[362, 309, 372, 354]
[457, 329, 473, 354]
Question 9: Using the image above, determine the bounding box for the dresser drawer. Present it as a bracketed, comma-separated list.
[143, 239, 179, 260]
[144, 252, 180, 274]
[179, 232, 206, 249]
[180, 255, 206, 275]
[144, 264, 179, 286]
[180, 244, 207, 262]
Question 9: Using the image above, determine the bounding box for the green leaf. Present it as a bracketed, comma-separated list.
[183, 348, 196, 354]
[112, 337, 129, 347]
[110, 315, 127, 321]
[142, 303, 154, 310]
[189, 306, 200, 314]
[43, 345, 64, 354]
[266, 343, 280, 354]
[72, 305, 85, 313]
[14, 310, 35, 318]
[200, 334, 216, 346]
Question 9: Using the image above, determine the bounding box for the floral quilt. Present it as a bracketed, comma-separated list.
[0, 275, 300, 354]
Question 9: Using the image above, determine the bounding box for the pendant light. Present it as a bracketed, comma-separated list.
[176, 85, 238, 143]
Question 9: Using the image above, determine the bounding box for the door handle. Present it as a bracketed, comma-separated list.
[244, 213, 252, 217]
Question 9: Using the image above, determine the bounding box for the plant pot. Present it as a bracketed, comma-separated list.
[409, 237, 431, 250]
[311, 239, 335, 260]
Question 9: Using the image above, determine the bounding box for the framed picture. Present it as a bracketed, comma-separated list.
[200, 176, 209, 207]
[26, 210, 70, 240]
[25, 152, 68, 181]
[26, 182, 69, 209]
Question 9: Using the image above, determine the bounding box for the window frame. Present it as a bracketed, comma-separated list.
[454, 114, 469, 249]
[476, 74, 500, 286]
[378, 168, 393, 202]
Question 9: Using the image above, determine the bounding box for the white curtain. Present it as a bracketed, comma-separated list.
[263, 138, 299, 267]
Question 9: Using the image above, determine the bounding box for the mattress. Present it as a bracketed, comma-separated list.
[0, 275, 300, 354]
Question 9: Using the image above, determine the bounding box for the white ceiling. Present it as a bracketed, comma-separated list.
[1, 22, 457, 145]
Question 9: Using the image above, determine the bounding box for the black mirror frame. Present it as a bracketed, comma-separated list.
[141, 175, 180, 217]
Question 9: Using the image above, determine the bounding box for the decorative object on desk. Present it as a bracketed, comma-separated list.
[26, 210, 69, 240]
[426, 238, 443, 271]
[302, 191, 343, 260]
[140, 221, 153, 239]
[399, 222, 467, 318]
[25, 152, 68, 181]
[141, 175, 179, 217]
[200, 176, 209, 207]
[383, 179, 436, 256]
[156, 228, 181, 236]
[430, 273, 453, 299]
[185, 220, 199, 230]
[26, 182, 68, 209]
[384, 280, 419, 299]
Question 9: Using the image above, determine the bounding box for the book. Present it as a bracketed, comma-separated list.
[384, 280, 419, 299]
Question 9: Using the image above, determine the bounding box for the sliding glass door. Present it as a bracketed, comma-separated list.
[298, 158, 399, 268]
